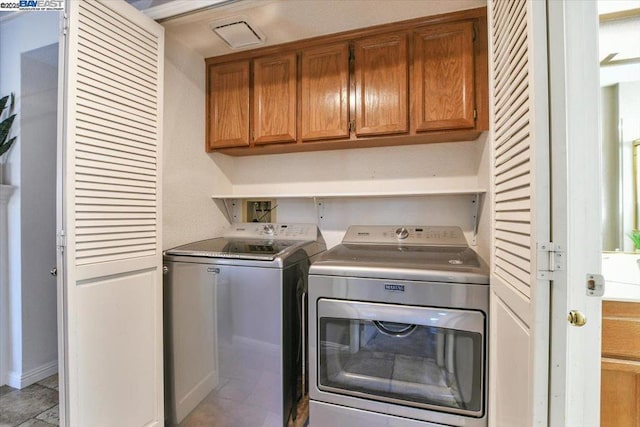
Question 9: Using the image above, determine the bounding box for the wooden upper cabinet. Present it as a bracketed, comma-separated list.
[413, 21, 476, 132]
[353, 34, 409, 137]
[207, 61, 250, 150]
[300, 43, 350, 142]
[204, 7, 488, 155]
[253, 53, 297, 145]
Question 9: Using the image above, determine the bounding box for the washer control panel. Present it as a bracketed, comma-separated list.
[342, 225, 467, 246]
[224, 223, 318, 241]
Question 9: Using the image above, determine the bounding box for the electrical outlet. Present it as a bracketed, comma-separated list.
[242, 199, 276, 223]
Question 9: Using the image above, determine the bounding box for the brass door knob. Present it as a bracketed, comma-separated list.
[567, 310, 587, 327]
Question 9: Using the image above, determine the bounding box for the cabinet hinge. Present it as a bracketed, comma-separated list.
[472, 23, 477, 42]
[473, 109, 478, 120]
[348, 120, 355, 133]
[349, 46, 355, 64]
[536, 242, 564, 280]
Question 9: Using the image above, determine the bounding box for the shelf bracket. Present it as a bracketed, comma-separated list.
[314, 197, 325, 227]
[471, 193, 480, 246]
[213, 198, 237, 224]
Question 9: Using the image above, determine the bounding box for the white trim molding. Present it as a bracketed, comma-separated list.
[6, 360, 58, 389]
[138, 0, 234, 20]
[0, 184, 15, 387]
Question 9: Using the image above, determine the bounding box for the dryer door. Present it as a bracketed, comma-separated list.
[316, 299, 485, 417]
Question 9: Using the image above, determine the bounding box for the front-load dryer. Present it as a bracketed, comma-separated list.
[308, 225, 489, 427]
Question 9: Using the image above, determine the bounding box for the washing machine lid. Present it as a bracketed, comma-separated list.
[164, 237, 308, 261]
[309, 225, 489, 284]
[164, 223, 324, 261]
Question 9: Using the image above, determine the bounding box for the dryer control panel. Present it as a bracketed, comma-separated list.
[224, 223, 318, 241]
[342, 225, 468, 246]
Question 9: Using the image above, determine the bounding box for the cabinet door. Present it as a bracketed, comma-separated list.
[601, 360, 640, 427]
[253, 53, 297, 144]
[207, 61, 250, 150]
[601, 301, 640, 427]
[413, 21, 475, 131]
[353, 34, 408, 136]
[301, 43, 350, 141]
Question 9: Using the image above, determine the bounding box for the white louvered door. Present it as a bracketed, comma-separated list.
[489, 1, 551, 426]
[58, 1, 164, 425]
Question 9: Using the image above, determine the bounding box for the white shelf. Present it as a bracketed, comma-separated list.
[211, 190, 485, 245]
[211, 189, 486, 200]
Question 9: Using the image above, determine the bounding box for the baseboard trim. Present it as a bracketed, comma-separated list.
[7, 360, 58, 389]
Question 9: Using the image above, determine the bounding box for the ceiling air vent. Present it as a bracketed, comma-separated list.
[209, 16, 266, 50]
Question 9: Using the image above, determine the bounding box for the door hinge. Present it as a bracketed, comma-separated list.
[62, 13, 68, 36]
[536, 242, 564, 280]
[57, 230, 66, 252]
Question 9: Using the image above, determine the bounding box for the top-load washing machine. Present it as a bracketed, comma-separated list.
[308, 225, 489, 427]
[163, 223, 326, 426]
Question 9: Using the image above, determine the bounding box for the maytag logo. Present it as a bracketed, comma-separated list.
[384, 283, 405, 292]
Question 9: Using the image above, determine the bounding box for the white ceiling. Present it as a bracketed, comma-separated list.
[160, 0, 487, 59]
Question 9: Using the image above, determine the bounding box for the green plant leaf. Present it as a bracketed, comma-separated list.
[0, 114, 16, 146]
[0, 136, 16, 157]
[627, 230, 640, 249]
[0, 93, 16, 160]
[0, 95, 8, 113]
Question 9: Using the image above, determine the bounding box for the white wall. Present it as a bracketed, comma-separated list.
[226, 139, 485, 196]
[162, 35, 232, 250]
[20, 44, 58, 380]
[0, 11, 60, 388]
[598, 1, 640, 87]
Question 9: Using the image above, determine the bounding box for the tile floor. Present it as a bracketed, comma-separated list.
[0, 375, 304, 427]
[0, 375, 59, 427]
[179, 393, 308, 427]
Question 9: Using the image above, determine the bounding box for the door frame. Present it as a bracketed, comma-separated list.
[56, 7, 68, 424]
[547, 1, 602, 425]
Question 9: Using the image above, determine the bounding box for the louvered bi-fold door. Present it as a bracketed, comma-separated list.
[488, 1, 551, 426]
[59, 1, 164, 425]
